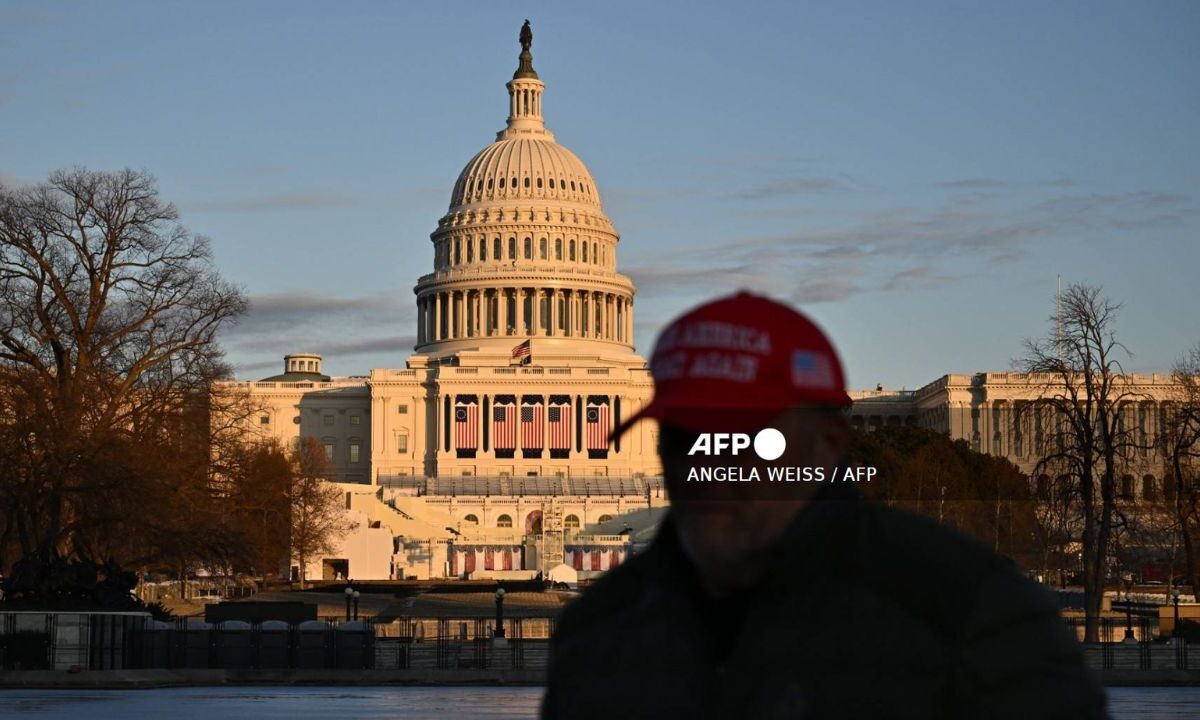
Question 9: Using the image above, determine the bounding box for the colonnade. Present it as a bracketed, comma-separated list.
[417, 288, 632, 344]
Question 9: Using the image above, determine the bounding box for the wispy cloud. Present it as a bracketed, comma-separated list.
[882, 265, 951, 291]
[731, 176, 845, 200]
[937, 178, 1008, 190]
[319, 336, 417, 356]
[223, 291, 417, 375]
[186, 191, 358, 213]
[625, 184, 1196, 315]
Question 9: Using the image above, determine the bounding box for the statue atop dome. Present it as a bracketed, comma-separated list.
[514, 20, 538, 79]
[520, 20, 532, 52]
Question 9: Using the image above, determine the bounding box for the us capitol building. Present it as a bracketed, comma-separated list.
[224, 24, 663, 583]
[222, 25, 1184, 583]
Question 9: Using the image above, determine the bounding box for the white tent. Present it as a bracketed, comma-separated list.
[546, 563, 579, 589]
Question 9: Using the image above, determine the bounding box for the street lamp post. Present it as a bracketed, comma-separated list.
[344, 585, 354, 622]
[493, 586, 507, 647]
[353, 590, 361, 621]
[1171, 587, 1182, 641]
[1122, 572, 1135, 643]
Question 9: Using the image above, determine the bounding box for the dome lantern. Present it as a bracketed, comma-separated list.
[502, 21, 547, 140]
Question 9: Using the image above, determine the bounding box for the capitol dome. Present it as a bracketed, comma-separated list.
[450, 138, 601, 210]
[412, 22, 638, 362]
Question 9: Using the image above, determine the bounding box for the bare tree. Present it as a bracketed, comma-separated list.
[1164, 344, 1200, 595]
[1019, 283, 1144, 641]
[289, 437, 356, 588]
[0, 168, 246, 566]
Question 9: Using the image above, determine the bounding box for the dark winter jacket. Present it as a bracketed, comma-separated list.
[542, 485, 1106, 719]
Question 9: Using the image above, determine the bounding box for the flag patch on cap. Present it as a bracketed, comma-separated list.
[792, 350, 834, 389]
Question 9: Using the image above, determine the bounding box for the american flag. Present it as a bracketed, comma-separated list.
[493, 403, 516, 449]
[548, 403, 571, 450]
[521, 403, 543, 450]
[454, 403, 478, 450]
[512, 339, 531, 364]
[791, 349, 834, 389]
[586, 403, 610, 450]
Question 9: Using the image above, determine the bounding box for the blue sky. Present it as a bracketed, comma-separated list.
[2, 1, 1197, 387]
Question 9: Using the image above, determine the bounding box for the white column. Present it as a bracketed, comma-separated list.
[499, 288, 509, 336]
[455, 292, 464, 338]
[434, 293, 443, 341]
[626, 298, 634, 345]
[550, 289, 559, 336]
[531, 289, 541, 335]
[474, 291, 482, 337]
[416, 298, 425, 345]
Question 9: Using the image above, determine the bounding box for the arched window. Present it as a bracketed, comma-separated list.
[524, 177, 530, 188]
[499, 177, 505, 189]
[463, 514, 479, 525]
[493, 237, 501, 259]
[524, 237, 532, 259]
[564, 514, 581, 530]
[487, 178, 493, 190]
[582, 242, 589, 263]
[549, 178, 555, 189]
[596, 514, 613, 524]
[497, 514, 513, 528]
[537, 177, 543, 188]
[555, 238, 562, 260]
[479, 237, 487, 261]
[570, 180, 576, 191]
[569, 239, 576, 261]
[454, 241, 461, 265]
[539, 238, 547, 259]
[1121, 475, 1134, 500]
[508, 237, 516, 259]
[466, 239, 473, 262]
[1142, 475, 1157, 502]
[511, 177, 517, 189]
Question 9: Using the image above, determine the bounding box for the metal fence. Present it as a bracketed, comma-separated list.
[134, 620, 374, 670]
[1066, 616, 1195, 670]
[1, 612, 147, 671]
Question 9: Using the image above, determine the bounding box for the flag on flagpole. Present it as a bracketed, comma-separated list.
[512, 339, 531, 365]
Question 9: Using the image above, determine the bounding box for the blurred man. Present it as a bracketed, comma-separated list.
[542, 291, 1106, 719]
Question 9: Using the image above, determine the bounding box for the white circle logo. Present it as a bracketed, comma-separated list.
[753, 428, 786, 461]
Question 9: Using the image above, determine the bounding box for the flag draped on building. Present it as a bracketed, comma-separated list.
[493, 400, 517, 451]
[454, 400, 479, 451]
[586, 400, 610, 452]
[521, 400, 544, 451]
[548, 397, 571, 452]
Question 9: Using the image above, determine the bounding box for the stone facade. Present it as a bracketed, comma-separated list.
[849, 372, 1183, 499]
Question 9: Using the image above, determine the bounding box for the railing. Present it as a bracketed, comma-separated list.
[114, 615, 561, 672]
[1, 612, 149, 671]
[1067, 616, 1198, 670]
[134, 619, 374, 670]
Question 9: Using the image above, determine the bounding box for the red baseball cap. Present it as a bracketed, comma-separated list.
[612, 291, 851, 440]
